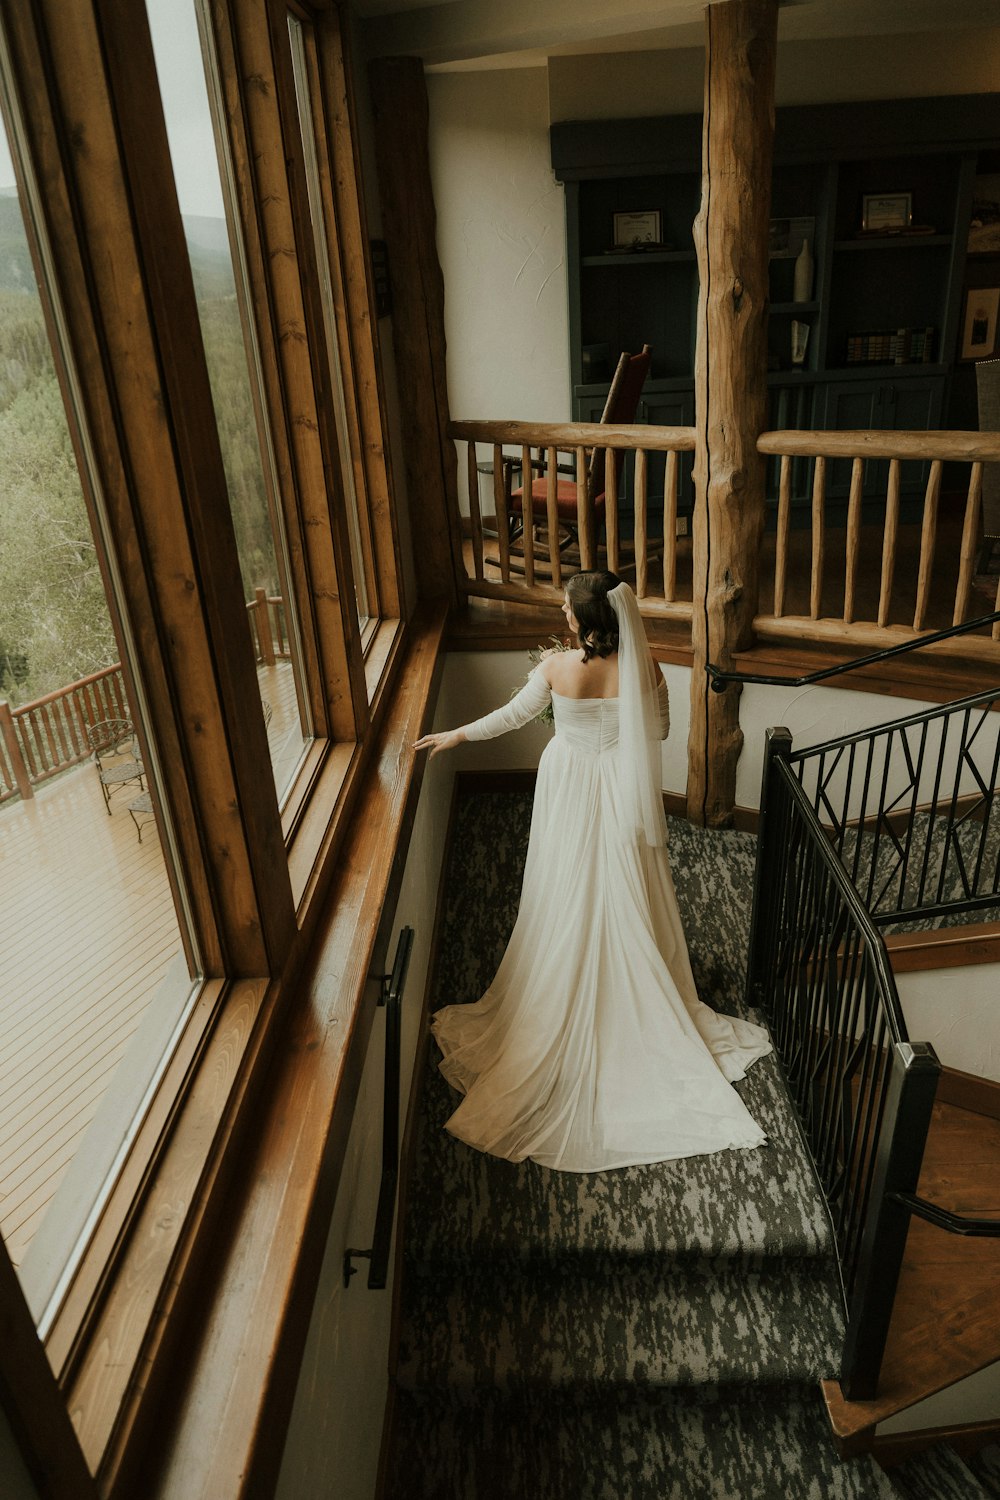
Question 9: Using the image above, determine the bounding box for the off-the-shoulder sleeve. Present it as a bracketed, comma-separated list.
[656, 675, 670, 740]
[464, 669, 552, 741]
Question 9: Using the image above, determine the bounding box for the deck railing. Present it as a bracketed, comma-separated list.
[0, 664, 128, 804]
[246, 588, 291, 665]
[450, 419, 696, 619]
[449, 418, 1000, 665]
[0, 593, 289, 805]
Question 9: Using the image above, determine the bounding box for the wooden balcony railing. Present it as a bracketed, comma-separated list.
[450, 419, 696, 621]
[245, 588, 291, 665]
[450, 418, 1000, 667]
[0, 594, 289, 806]
[0, 664, 128, 804]
[756, 429, 1000, 662]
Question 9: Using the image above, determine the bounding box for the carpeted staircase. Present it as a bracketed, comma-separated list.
[384, 789, 997, 1500]
[889, 1442, 1000, 1499]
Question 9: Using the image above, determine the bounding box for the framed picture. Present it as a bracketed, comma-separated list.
[960, 287, 1000, 361]
[861, 192, 912, 232]
[612, 210, 662, 248]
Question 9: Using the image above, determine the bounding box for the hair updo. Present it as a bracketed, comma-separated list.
[565, 570, 623, 662]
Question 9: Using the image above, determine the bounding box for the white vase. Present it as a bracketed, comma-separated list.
[793, 237, 814, 302]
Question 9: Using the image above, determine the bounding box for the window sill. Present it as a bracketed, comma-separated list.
[365, 616, 404, 705]
[65, 604, 446, 1498]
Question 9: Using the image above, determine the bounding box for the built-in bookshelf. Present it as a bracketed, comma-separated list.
[552, 95, 1000, 516]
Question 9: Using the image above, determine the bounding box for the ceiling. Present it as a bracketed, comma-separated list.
[356, 0, 1000, 71]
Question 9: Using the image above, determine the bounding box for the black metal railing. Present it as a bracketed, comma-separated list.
[791, 685, 1000, 927]
[706, 608, 1000, 693]
[749, 727, 1000, 1400]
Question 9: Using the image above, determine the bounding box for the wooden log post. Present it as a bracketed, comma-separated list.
[0, 700, 33, 801]
[369, 57, 463, 605]
[687, 0, 778, 826]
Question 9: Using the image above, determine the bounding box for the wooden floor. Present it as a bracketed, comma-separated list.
[0, 662, 300, 1270]
[825, 1091, 1000, 1440]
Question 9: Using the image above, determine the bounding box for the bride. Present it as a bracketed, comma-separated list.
[413, 571, 771, 1172]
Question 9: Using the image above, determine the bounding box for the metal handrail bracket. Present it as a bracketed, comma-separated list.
[707, 609, 1000, 694]
[343, 925, 414, 1292]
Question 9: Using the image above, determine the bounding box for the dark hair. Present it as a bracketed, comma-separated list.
[565, 571, 623, 662]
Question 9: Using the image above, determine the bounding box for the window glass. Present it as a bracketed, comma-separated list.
[287, 10, 375, 633]
[0, 72, 197, 1322]
[145, 0, 313, 800]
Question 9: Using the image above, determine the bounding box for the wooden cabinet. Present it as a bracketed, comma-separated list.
[553, 94, 1000, 514]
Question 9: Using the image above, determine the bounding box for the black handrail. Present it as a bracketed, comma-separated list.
[749, 730, 941, 1401]
[749, 703, 1000, 1401]
[343, 925, 414, 1291]
[890, 1194, 1000, 1237]
[789, 683, 1000, 926]
[707, 608, 1000, 692]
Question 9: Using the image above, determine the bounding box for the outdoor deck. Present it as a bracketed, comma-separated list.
[0, 663, 299, 1269]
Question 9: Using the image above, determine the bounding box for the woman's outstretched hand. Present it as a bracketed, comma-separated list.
[413, 728, 467, 757]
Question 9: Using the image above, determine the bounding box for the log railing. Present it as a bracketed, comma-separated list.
[449, 419, 1000, 670]
[756, 429, 1000, 661]
[0, 594, 288, 806]
[0, 664, 128, 804]
[245, 588, 291, 666]
[449, 419, 696, 620]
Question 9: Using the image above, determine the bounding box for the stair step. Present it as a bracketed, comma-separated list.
[407, 1046, 834, 1268]
[889, 1444, 993, 1500]
[967, 1443, 1000, 1498]
[396, 1254, 844, 1394]
[387, 1385, 897, 1500]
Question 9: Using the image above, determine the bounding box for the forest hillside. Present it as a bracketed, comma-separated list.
[0, 186, 274, 709]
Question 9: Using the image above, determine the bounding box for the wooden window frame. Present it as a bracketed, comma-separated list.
[0, 0, 412, 1490]
[280, 0, 405, 640]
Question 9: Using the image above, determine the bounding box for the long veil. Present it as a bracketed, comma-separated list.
[608, 582, 667, 847]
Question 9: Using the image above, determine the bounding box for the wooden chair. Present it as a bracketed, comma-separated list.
[506, 344, 652, 566]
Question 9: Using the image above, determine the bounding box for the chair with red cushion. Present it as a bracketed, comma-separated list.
[508, 344, 652, 562]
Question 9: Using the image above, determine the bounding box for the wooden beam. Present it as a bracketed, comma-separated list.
[687, 0, 778, 826]
[0, 1240, 97, 1499]
[369, 57, 463, 606]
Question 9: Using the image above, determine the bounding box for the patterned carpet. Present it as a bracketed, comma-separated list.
[385, 789, 996, 1500]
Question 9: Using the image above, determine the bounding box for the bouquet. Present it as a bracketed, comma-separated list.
[513, 636, 572, 724]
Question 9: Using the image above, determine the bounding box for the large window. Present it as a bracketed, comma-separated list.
[0, 0, 406, 1485]
[146, 0, 313, 804]
[0, 74, 198, 1326]
[287, 7, 377, 635]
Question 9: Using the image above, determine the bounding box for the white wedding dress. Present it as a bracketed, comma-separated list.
[431, 669, 772, 1172]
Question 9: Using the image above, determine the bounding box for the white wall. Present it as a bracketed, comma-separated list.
[426, 68, 570, 514]
[896, 962, 1000, 1083]
[274, 747, 454, 1500]
[736, 680, 942, 810]
[878, 1356, 1000, 1435]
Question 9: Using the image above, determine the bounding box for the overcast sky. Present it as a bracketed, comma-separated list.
[0, 1, 225, 218]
